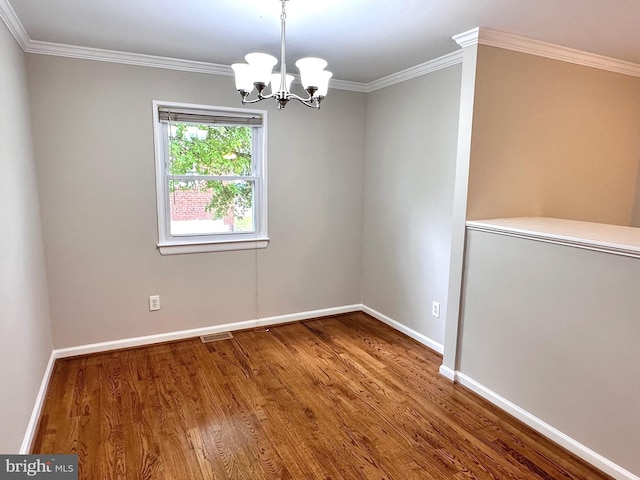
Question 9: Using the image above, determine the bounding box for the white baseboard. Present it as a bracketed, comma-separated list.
[361, 305, 444, 354]
[455, 372, 639, 480]
[54, 304, 362, 358]
[438, 364, 457, 382]
[20, 350, 57, 454]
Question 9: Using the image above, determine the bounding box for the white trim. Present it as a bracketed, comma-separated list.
[452, 27, 481, 49]
[365, 51, 463, 92]
[330, 79, 368, 93]
[19, 39, 367, 93]
[25, 40, 233, 76]
[0, 0, 28, 49]
[466, 220, 640, 260]
[158, 238, 269, 255]
[53, 304, 447, 358]
[361, 305, 444, 354]
[441, 42, 479, 375]
[54, 305, 362, 358]
[453, 27, 640, 77]
[456, 372, 640, 480]
[20, 351, 57, 454]
[438, 364, 457, 382]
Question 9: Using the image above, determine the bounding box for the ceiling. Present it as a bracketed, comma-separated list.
[6, 0, 640, 84]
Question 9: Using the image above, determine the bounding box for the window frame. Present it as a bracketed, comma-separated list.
[152, 101, 269, 255]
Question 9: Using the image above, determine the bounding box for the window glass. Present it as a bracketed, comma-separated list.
[168, 179, 255, 235]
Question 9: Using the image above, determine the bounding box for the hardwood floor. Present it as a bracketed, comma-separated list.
[33, 312, 611, 479]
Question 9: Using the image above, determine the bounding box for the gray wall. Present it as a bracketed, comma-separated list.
[26, 55, 366, 348]
[0, 23, 53, 451]
[361, 65, 461, 345]
[459, 230, 640, 475]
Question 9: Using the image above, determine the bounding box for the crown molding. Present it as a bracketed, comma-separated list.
[452, 27, 481, 49]
[365, 50, 463, 93]
[0, 0, 28, 49]
[327, 79, 368, 93]
[22, 39, 367, 92]
[25, 40, 234, 76]
[454, 27, 640, 78]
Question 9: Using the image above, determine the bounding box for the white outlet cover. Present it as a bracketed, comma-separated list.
[149, 295, 160, 311]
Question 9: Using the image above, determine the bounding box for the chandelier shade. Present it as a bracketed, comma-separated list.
[314, 71, 333, 97]
[231, 0, 332, 110]
[231, 63, 255, 92]
[295, 57, 329, 90]
[270, 72, 295, 93]
[244, 53, 278, 86]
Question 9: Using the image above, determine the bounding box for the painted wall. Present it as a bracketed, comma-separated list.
[26, 55, 366, 348]
[630, 166, 640, 227]
[458, 230, 640, 476]
[361, 65, 462, 346]
[467, 46, 640, 225]
[0, 23, 53, 451]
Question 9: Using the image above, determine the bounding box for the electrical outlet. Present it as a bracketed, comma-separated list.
[432, 301, 440, 318]
[149, 295, 160, 311]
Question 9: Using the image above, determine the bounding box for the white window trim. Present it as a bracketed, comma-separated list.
[152, 100, 269, 255]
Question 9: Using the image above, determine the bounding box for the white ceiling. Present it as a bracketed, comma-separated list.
[6, 0, 640, 83]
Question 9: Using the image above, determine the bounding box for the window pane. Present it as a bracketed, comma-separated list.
[169, 180, 255, 235]
[168, 123, 252, 176]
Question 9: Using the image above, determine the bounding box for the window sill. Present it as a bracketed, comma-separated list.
[158, 237, 269, 255]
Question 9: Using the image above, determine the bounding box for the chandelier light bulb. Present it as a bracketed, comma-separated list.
[270, 72, 295, 93]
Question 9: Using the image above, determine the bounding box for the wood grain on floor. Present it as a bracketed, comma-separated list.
[32, 312, 611, 479]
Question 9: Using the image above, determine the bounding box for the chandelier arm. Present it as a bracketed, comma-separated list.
[240, 97, 265, 105]
[298, 100, 321, 110]
[291, 96, 321, 109]
[286, 92, 312, 103]
[238, 90, 322, 109]
[289, 92, 322, 105]
[240, 91, 278, 104]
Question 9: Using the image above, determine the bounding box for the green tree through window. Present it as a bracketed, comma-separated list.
[169, 123, 253, 224]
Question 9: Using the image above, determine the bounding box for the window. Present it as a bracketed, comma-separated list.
[153, 101, 268, 254]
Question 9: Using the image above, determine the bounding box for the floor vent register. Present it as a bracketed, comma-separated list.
[200, 332, 234, 343]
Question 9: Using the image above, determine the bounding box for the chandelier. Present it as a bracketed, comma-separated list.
[231, 0, 332, 110]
